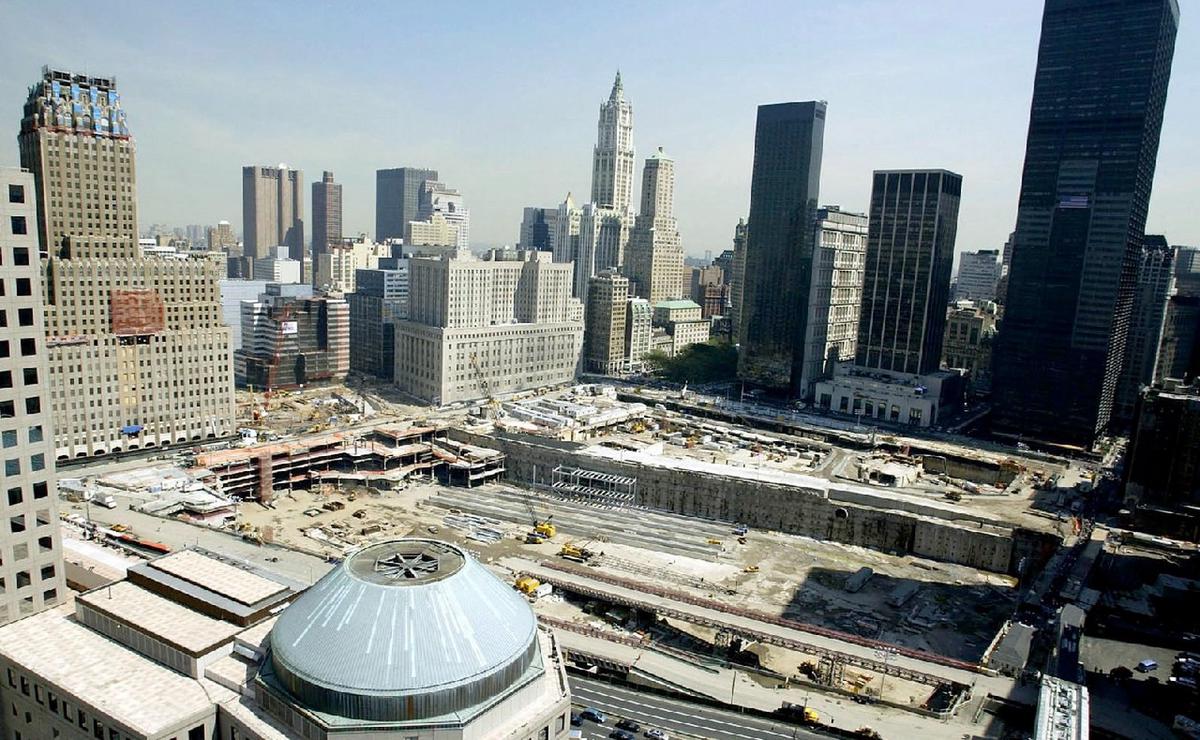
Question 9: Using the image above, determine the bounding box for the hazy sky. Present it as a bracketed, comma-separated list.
[1, 0, 1196, 259]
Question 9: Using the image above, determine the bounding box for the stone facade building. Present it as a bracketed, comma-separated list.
[19, 67, 235, 459]
[393, 251, 583, 405]
[235, 285, 348, 389]
[584, 271, 629, 374]
[0, 167, 66, 625]
[626, 148, 684, 304]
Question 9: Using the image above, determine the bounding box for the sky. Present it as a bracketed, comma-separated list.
[1, 0, 1197, 261]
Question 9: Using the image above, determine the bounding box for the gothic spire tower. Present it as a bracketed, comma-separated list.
[590, 71, 635, 213]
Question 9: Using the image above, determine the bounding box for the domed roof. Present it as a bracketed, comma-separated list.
[268, 539, 539, 723]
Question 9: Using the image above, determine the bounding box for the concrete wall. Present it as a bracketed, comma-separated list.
[449, 429, 1026, 573]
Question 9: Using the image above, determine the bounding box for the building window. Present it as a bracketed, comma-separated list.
[10, 516, 25, 534]
[8, 184, 23, 203]
[9, 216, 26, 235]
[4, 460, 18, 476]
[17, 308, 32, 327]
[24, 397, 39, 414]
[2, 431, 14, 449]
[7, 487, 20, 506]
[40, 565, 54, 581]
[15, 279, 30, 296]
[19, 338, 35, 356]
[13, 248, 29, 266]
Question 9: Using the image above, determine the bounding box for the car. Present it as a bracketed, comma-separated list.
[616, 719, 641, 732]
[570, 713, 582, 727]
[581, 708, 607, 723]
[645, 730, 670, 740]
[609, 731, 635, 740]
[1137, 659, 1159, 673]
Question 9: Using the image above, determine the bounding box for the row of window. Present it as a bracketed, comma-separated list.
[6, 667, 203, 740]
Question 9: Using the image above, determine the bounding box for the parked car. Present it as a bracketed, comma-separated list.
[570, 713, 582, 727]
[616, 719, 640, 732]
[609, 731, 635, 740]
[581, 708, 607, 723]
[645, 730, 670, 740]
[1137, 659, 1159, 673]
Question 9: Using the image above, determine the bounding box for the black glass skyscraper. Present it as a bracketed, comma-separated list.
[992, 0, 1179, 448]
[857, 170, 962, 376]
[736, 101, 825, 396]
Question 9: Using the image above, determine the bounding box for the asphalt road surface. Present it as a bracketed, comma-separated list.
[568, 676, 829, 740]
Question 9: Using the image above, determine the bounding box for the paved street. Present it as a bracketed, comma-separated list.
[569, 676, 829, 740]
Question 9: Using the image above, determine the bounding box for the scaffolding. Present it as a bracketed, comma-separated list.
[550, 466, 637, 505]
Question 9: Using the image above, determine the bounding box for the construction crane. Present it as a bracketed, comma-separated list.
[520, 488, 555, 541]
[559, 539, 596, 563]
[468, 352, 502, 418]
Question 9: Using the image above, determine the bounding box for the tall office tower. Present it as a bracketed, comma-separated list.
[992, 0, 1179, 447]
[393, 251, 584, 404]
[0, 167, 66, 625]
[519, 206, 558, 251]
[996, 231, 1017, 303]
[737, 101, 825, 395]
[311, 170, 342, 279]
[242, 165, 304, 264]
[551, 193, 582, 264]
[206, 220, 236, 251]
[184, 224, 205, 247]
[1156, 248, 1200, 384]
[417, 180, 470, 251]
[591, 72, 635, 213]
[625, 297, 653, 369]
[857, 170, 962, 375]
[626, 148, 685, 306]
[584, 270, 630, 374]
[376, 167, 438, 242]
[19, 67, 235, 459]
[575, 205, 632, 302]
[349, 261, 409, 380]
[796, 207, 867, 398]
[235, 285, 349, 389]
[954, 249, 1001, 303]
[728, 218, 748, 342]
[1115, 235, 1176, 422]
[1124, 380, 1200, 539]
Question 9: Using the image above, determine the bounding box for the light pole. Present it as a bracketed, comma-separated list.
[875, 647, 897, 700]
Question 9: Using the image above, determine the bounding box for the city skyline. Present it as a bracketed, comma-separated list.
[1, 1, 1197, 260]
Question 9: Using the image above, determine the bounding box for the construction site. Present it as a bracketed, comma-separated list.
[57, 380, 1106, 737]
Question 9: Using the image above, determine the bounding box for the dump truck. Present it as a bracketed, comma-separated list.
[778, 702, 820, 724]
[515, 576, 541, 595]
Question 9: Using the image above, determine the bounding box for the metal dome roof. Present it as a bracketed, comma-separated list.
[268, 539, 539, 723]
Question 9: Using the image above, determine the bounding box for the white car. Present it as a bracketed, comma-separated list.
[645, 730, 669, 740]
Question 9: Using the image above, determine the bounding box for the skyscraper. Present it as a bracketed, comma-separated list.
[1115, 235, 1175, 422]
[857, 170, 962, 375]
[573, 76, 636, 302]
[955, 250, 1001, 303]
[626, 148, 684, 305]
[0, 167, 66, 625]
[591, 72, 635, 213]
[551, 193, 582, 264]
[519, 207, 557, 251]
[376, 167, 438, 242]
[584, 270, 630, 374]
[737, 101, 825, 395]
[728, 218, 748, 343]
[797, 206, 867, 397]
[311, 170, 342, 279]
[243, 164, 304, 270]
[19, 67, 235, 459]
[417, 180, 470, 251]
[992, 0, 1179, 447]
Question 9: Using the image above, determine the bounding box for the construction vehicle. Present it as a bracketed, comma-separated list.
[707, 538, 723, 545]
[515, 576, 541, 595]
[778, 702, 820, 724]
[743, 565, 760, 573]
[535, 521, 557, 539]
[559, 542, 595, 563]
